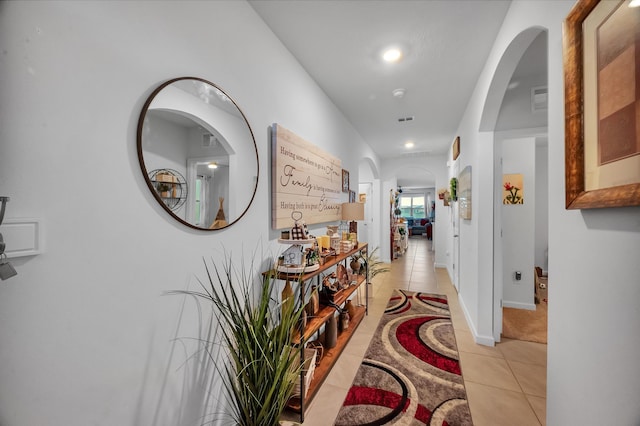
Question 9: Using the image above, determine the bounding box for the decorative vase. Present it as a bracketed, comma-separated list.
[345, 299, 357, 320]
[350, 259, 361, 274]
[325, 314, 338, 349]
[306, 285, 320, 317]
[282, 279, 294, 314]
[339, 310, 350, 331]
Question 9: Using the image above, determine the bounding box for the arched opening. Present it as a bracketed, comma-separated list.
[358, 157, 381, 252]
[480, 27, 549, 343]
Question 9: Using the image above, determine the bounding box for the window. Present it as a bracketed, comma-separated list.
[399, 195, 425, 218]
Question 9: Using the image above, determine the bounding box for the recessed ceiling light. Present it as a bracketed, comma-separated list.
[392, 88, 406, 98]
[383, 48, 402, 63]
[630, 0, 640, 7]
[404, 141, 414, 148]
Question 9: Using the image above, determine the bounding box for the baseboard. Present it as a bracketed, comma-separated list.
[434, 262, 447, 269]
[503, 301, 536, 311]
[458, 294, 495, 347]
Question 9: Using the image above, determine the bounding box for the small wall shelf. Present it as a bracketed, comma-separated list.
[148, 168, 187, 211]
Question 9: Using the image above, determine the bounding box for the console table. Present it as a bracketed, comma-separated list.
[264, 242, 368, 423]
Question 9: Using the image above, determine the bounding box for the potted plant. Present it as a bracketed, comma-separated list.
[450, 177, 458, 201]
[350, 246, 390, 285]
[171, 256, 304, 426]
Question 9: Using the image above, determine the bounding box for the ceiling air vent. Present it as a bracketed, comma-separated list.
[397, 116, 414, 123]
[202, 134, 218, 147]
[531, 86, 548, 112]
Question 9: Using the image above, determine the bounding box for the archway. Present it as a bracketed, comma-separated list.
[358, 157, 381, 253]
[479, 26, 549, 343]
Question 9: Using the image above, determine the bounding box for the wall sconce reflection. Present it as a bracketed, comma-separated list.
[0, 196, 17, 280]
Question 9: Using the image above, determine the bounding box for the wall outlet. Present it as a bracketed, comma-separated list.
[514, 271, 522, 281]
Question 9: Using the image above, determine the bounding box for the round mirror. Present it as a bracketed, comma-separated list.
[137, 77, 258, 230]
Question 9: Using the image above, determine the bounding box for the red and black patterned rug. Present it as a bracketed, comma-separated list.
[334, 290, 473, 425]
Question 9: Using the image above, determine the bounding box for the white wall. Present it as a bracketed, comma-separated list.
[501, 137, 535, 309]
[454, 0, 640, 424]
[0, 2, 380, 425]
[534, 142, 549, 272]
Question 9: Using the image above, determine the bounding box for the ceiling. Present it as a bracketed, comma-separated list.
[249, 0, 513, 167]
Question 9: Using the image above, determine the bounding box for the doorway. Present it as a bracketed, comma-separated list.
[479, 27, 549, 343]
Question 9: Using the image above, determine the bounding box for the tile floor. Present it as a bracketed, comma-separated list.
[287, 237, 548, 426]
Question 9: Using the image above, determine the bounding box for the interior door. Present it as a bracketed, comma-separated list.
[358, 183, 373, 245]
[452, 199, 460, 291]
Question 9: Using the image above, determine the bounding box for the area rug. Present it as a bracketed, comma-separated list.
[334, 290, 472, 425]
[502, 301, 547, 344]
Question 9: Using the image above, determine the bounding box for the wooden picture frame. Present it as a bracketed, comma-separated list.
[342, 169, 350, 193]
[452, 136, 460, 161]
[458, 166, 472, 219]
[563, 0, 640, 209]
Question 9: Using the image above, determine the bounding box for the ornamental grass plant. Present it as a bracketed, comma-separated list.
[171, 255, 303, 426]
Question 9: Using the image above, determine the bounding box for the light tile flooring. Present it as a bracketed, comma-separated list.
[288, 237, 547, 426]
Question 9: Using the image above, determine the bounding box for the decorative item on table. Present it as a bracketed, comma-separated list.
[330, 233, 341, 252]
[345, 299, 357, 320]
[339, 309, 350, 331]
[306, 285, 320, 317]
[281, 230, 290, 239]
[326, 225, 339, 236]
[290, 210, 308, 240]
[281, 245, 304, 267]
[307, 340, 324, 367]
[291, 347, 317, 399]
[320, 274, 338, 304]
[336, 264, 349, 289]
[317, 234, 335, 259]
[304, 245, 320, 268]
[341, 202, 364, 247]
[350, 256, 363, 275]
[340, 239, 353, 254]
[317, 235, 329, 251]
[324, 314, 338, 349]
[281, 279, 294, 317]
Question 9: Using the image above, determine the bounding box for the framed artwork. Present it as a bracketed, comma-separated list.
[342, 169, 350, 192]
[271, 124, 342, 228]
[452, 136, 460, 160]
[563, 0, 640, 209]
[503, 173, 524, 205]
[349, 190, 356, 203]
[458, 166, 472, 219]
[359, 193, 367, 203]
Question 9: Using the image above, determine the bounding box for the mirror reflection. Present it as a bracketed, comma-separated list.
[137, 78, 258, 230]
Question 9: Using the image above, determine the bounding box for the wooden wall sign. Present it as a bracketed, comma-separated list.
[271, 124, 343, 229]
[452, 136, 460, 160]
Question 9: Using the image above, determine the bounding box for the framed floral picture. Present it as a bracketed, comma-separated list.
[503, 174, 524, 205]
